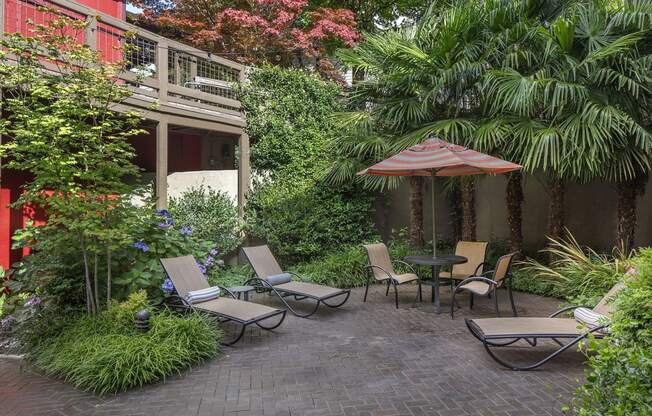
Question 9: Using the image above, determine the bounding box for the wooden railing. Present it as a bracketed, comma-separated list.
[2, 0, 246, 126]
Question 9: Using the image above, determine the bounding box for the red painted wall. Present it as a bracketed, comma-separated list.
[4, 0, 126, 63]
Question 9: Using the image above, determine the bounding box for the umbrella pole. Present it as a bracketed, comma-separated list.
[431, 171, 436, 258]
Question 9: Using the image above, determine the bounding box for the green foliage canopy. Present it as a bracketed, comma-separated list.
[239, 66, 378, 263]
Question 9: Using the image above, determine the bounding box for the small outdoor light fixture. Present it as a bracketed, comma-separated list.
[135, 309, 151, 332]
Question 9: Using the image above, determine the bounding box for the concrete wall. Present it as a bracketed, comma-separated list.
[375, 174, 652, 252]
[167, 170, 238, 202]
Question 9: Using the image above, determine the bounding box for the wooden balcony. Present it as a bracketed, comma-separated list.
[1, 0, 247, 134]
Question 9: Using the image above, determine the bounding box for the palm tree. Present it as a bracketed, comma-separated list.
[480, 0, 652, 248]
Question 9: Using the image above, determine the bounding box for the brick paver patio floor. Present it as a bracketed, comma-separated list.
[0, 285, 585, 416]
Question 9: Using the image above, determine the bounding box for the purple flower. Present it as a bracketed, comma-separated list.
[209, 248, 219, 256]
[25, 296, 42, 307]
[161, 278, 175, 294]
[133, 241, 150, 252]
[196, 261, 207, 275]
[1, 315, 16, 331]
[155, 209, 172, 219]
[180, 226, 193, 236]
[158, 222, 172, 229]
[204, 255, 214, 267]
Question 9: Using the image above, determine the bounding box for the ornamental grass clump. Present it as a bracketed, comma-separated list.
[29, 291, 220, 394]
[521, 233, 628, 304]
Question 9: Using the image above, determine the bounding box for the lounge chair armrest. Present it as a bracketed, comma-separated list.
[284, 270, 310, 283]
[473, 262, 492, 276]
[158, 294, 194, 310]
[217, 286, 238, 299]
[455, 276, 498, 291]
[549, 305, 594, 318]
[365, 264, 393, 281]
[392, 260, 418, 276]
[244, 276, 276, 290]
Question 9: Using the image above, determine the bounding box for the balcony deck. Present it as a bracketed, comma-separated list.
[1, 0, 246, 134]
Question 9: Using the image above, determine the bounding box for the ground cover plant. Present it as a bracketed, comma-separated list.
[28, 291, 220, 394]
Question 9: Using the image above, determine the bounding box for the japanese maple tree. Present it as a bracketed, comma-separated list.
[131, 0, 359, 79]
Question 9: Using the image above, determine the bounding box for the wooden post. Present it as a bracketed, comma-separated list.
[157, 40, 168, 104]
[84, 14, 97, 50]
[156, 119, 168, 209]
[237, 132, 250, 218]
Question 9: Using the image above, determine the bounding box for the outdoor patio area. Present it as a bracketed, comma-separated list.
[1, 285, 584, 416]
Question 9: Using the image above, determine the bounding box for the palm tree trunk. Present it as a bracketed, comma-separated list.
[409, 176, 424, 248]
[616, 174, 647, 253]
[461, 177, 476, 241]
[447, 179, 463, 242]
[506, 172, 524, 252]
[548, 176, 565, 241]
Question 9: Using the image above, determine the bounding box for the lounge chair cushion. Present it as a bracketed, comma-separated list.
[469, 317, 583, 338]
[391, 273, 418, 284]
[274, 281, 344, 299]
[458, 280, 492, 295]
[194, 297, 279, 322]
[186, 286, 220, 304]
[266, 273, 292, 286]
[574, 307, 609, 330]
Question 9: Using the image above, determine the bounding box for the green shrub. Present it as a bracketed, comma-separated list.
[571, 249, 652, 415]
[293, 239, 418, 289]
[29, 291, 220, 394]
[520, 234, 627, 304]
[169, 186, 242, 255]
[239, 66, 378, 263]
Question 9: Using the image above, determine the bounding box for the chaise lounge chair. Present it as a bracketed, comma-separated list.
[465, 282, 624, 370]
[160, 255, 287, 345]
[241, 245, 351, 318]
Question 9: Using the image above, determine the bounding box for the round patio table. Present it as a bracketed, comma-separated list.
[404, 255, 467, 314]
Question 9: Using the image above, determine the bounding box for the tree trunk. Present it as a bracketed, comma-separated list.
[106, 247, 112, 304]
[548, 176, 565, 242]
[408, 176, 424, 248]
[616, 173, 648, 253]
[461, 177, 476, 241]
[447, 179, 463, 242]
[506, 171, 524, 252]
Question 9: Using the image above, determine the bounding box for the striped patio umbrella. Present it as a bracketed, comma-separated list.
[357, 138, 522, 256]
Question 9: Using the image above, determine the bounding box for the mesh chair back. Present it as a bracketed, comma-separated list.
[493, 252, 518, 287]
[241, 245, 284, 279]
[160, 255, 210, 298]
[452, 241, 489, 277]
[593, 282, 626, 316]
[364, 243, 395, 281]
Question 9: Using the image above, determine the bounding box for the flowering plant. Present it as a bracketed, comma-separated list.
[113, 209, 225, 300]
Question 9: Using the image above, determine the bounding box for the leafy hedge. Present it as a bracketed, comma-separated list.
[29, 292, 220, 394]
[293, 239, 416, 288]
[238, 66, 378, 263]
[571, 249, 652, 414]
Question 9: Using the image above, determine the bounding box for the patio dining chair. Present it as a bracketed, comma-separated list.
[363, 243, 421, 309]
[159, 255, 287, 345]
[451, 252, 518, 319]
[466, 282, 625, 370]
[439, 241, 489, 288]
